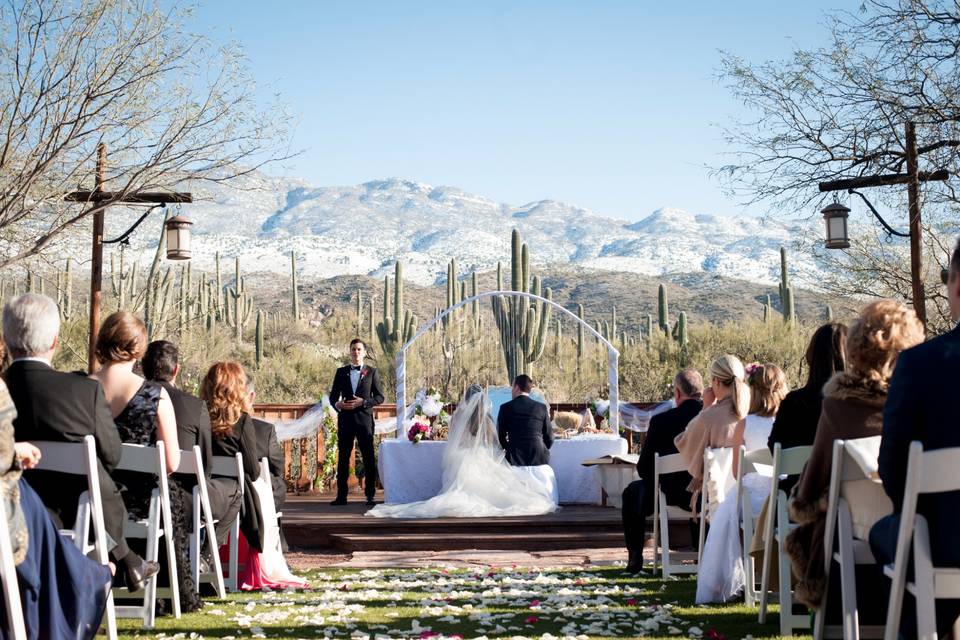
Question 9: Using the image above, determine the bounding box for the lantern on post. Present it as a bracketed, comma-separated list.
[165, 215, 193, 260]
[821, 201, 850, 249]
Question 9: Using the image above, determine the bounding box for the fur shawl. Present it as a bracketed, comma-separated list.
[785, 371, 886, 608]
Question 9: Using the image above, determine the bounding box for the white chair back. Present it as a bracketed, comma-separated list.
[884, 442, 960, 640]
[173, 446, 225, 598]
[814, 437, 888, 640]
[32, 436, 116, 639]
[758, 443, 813, 635]
[651, 452, 702, 578]
[211, 452, 244, 592]
[111, 441, 180, 628]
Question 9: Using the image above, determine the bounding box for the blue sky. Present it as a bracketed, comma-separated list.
[192, 1, 844, 221]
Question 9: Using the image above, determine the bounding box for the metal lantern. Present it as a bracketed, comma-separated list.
[164, 215, 193, 260]
[821, 201, 850, 249]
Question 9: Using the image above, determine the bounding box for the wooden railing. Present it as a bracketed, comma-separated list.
[252, 402, 658, 494]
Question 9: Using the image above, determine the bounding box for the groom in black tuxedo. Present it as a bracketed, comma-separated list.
[497, 374, 554, 466]
[328, 339, 384, 506]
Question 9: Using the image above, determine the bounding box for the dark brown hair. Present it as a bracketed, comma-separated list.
[200, 361, 250, 438]
[142, 340, 178, 382]
[513, 374, 534, 393]
[95, 311, 147, 364]
[804, 322, 847, 394]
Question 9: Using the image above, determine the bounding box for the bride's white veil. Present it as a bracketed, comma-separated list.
[441, 384, 502, 488]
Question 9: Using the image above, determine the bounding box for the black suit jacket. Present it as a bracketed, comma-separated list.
[212, 413, 263, 550]
[497, 394, 554, 466]
[5, 359, 122, 525]
[329, 364, 384, 431]
[252, 417, 286, 511]
[158, 381, 213, 481]
[636, 398, 702, 513]
[878, 325, 960, 565]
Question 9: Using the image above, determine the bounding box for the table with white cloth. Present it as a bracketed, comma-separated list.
[378, 434, 627, 505]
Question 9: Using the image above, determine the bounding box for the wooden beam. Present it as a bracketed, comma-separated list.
[88, 144, 106, 373]
[818, 169, 948, 192]
[906, 122, 927, 326]
[64, 190, 192, 204]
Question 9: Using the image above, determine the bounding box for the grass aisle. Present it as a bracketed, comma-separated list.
[118, 566, 799, 639]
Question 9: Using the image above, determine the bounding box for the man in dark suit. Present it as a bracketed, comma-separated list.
[621, 368, 704, 573]
[3, 293, 158, 590]
[245, 376, 288, 550]
[328, 338, 384, 506]
[497, 374, 554, 467]
[870, 239, 960, 638]
[142, 340, 241, 546]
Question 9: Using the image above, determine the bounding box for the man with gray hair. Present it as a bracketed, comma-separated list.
[621, 368, 704, 573]
[3, 293, 159, 591]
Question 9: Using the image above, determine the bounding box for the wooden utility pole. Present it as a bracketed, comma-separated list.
[65, 145, 192, 371]
[905, 122, 926, 326]
[819, 122, 945, 326]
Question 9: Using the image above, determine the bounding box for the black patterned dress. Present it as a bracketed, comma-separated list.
[113, 380, 202, 613]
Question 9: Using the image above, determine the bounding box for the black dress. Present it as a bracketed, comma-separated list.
[112, 380, 202, 613]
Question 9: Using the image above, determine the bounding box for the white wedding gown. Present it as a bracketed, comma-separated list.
[695, 414, 774, 604]
[367, 390, 558, 518]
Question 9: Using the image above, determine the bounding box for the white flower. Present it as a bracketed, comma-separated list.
[420, 395, 443, 417]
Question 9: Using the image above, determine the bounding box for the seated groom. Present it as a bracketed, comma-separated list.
[3, 293, 158, 590]
[870, 238, 960, 638]
[497, 374, 558, 504]
[621, 368, 703, 573]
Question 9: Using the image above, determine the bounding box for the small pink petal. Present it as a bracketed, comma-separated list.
[525, 616, 539, 624]
[626, 598, 637, 606]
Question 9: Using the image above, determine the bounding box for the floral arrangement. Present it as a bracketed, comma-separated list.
[405, 387, 450, 443]
[589, 398, 610, 423]
[744, 362, 762, 378]
[316, 397, 339, 490]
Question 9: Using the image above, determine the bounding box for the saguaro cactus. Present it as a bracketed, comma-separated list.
[376, 261, 416, 363]
[226, 258, 254, 343]
[255, 310, 265, 368]
[658, 283, 670, 334]
[762, 294, 773, 323]
[57, 258, 73, 321]
[291, 251, 300, 321]
[355, 290, 363, 336]
[673, 311, 688, 346]
[490, 229, 553, 382]
[779, 247, 796, 325]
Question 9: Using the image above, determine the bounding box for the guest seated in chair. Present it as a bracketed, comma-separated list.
[0, 377, 112, 639]
[787, 299, 923, 611]
[621, 368, 704, 573]
[2, 294, 158, 594]
[90, 312, 201, 613]
[142, 340, 241, 548]
[201, 362, 262, 552]
[871, 238, 960, 639]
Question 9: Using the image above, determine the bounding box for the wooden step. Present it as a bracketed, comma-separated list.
[329, 531, 626, 552]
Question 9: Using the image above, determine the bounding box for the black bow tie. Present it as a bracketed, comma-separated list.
[350, 366, 362, 371]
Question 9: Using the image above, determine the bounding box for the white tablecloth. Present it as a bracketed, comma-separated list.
[378, 434, 626, 505]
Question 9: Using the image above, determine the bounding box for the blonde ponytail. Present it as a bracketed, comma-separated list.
[708, 354, 749, 420]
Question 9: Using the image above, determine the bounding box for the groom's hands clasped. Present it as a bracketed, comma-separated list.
[336, 398, 364, 411]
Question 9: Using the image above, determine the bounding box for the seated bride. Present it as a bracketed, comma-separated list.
[367, 384, 558, 518]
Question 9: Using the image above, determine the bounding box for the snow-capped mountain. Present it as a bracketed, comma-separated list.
[106, 172, 817, 287]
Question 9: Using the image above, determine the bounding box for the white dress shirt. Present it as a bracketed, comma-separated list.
[349, 365, 362, 394]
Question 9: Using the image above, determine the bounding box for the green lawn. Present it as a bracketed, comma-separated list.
[115, 566, 808, 639]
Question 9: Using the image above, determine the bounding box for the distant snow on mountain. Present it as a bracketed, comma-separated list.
[108, 172, 817, 287]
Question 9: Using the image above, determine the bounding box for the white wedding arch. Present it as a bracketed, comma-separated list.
[394, 290, 620, 437]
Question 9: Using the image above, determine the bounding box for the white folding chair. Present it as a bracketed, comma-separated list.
[211, 453, 244, 593]
[173, 446, 225, 598]
[758, 443, 813, 635]
[883, 442, 960, 640]
[33, 436, 116, 640]
[651, 452, 706, 577]
[813, 437, 889, 640]
[111, 441, 180, 628]
[737, 445, 773, 608]
[0, 481, 25, 640]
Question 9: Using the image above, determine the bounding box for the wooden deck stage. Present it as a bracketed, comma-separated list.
[281, 492, 693, 553]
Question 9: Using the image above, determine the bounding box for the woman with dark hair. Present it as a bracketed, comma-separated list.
[767, 322, 847, 453]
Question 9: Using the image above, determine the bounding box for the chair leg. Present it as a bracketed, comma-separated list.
[191, 501, 201, 591]
[758, 509, 774, 623]
[777, 493, 798, 636]
[659, 494, 671, 578]
[912, 517, 938, 640]
[143, 496, 161, 629]
[228, 518, 240, 592]
[160, 489, 180, 619]
[837, 505, 860, 640]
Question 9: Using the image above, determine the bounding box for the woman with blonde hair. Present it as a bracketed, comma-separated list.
[89, 311, 200, 612]
[786, 299, 924, 611]
[201, 361, 307, 590]
[696, 362, 789, 603]
[675, 354, 750, 503]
